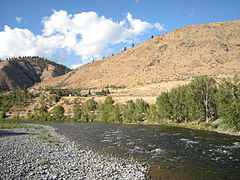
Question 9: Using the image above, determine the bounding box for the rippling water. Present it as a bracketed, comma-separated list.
[48, 122, 240, 180]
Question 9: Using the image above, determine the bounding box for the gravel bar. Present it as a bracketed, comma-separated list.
[0, 124, 148, 180]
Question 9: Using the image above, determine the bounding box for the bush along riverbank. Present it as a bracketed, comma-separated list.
[0, 122, 147, 179]
[1, 76, 239, 135]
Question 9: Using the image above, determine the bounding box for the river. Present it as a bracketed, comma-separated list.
[40, 122, 240, 180]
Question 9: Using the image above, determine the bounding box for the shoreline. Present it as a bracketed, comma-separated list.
[118, 121, 240, 136]
[145, 122, 240, 137]
[0, 123, 148, 180]
[2, 118, 240, 137]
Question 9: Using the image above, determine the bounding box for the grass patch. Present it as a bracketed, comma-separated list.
[39, 159, 48, 166]
[37, 129, 61, 145]
[37, 134, 50, 140]
[0, 122, 42, 129]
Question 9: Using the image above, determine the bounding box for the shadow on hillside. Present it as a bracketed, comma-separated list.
[0, 130, 29, 137]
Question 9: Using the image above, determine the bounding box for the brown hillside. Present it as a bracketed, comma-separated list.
[36, 20, 240, 90]
[0, 57, 70, 91]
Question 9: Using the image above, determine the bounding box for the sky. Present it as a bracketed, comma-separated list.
[0, 0, 239, 69]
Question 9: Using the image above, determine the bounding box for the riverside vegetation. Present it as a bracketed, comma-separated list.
[0, 76, 239, 133]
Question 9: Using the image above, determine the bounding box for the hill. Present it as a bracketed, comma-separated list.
[36, 20, 240, 93]
[0, 56, 71, 91]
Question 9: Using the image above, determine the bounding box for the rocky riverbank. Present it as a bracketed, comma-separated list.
[0, 124, 147, 180]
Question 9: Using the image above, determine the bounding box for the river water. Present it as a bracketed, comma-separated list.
[46, 122, 239, 179]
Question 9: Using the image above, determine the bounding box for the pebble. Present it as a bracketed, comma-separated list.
[0, 124, 148, 180]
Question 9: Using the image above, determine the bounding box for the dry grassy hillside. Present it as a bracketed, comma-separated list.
[36, 20, 240, 91]
[0, 57, 70, 91]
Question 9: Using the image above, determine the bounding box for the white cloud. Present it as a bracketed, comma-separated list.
[154, 22, 165, 31]
[1, 10, 165, 64]
[15, 16, 23, 23]
[0, 26, 61, 58]
[126, 13, 152, 34]
[70, 63, 84, 69]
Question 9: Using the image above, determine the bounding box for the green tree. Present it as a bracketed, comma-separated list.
[146, 104, 158, 122]
[96, 103, 108, 122]
[217, 77, 240, 129]
[96, 96, 116, 122]
[156, 92, 172, 119]
[38, 105, 50, 121]
[39, 105, 48, 114]
[104, 96, 114, 105]
[133, 98, 149, 121]
[0, 111, 6, 119]
[0, 90, 36, 112]
[123, 100, 135, 123]
[168, 85, 200, 122]
[156, 79, 212, 123]
[81, 99, 97, 121]
[73, 106, 82, 121]
[107, 104, 121, 122]
[52, 105, 65, 119]
[82, 99, 97, 112]
[190, 76, 217, 123]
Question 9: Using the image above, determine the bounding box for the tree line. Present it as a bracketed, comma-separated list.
[152, 76, 240, 129]
[0, 76, 239, 131]
[71, 76, 240, 130]
[0, 90, 36, 113]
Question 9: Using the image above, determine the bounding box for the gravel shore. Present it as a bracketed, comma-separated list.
[0, 124, 147, 180]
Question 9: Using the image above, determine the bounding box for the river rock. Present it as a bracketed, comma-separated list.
[0, 124, 148, 180]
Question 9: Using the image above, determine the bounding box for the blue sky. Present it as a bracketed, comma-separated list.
[0, 0, 239, 68]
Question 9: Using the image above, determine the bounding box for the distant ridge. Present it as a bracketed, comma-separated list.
[35, 20, 240, 89]
[0, 56, 71, 91]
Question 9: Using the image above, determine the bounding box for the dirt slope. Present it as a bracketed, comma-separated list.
[0, 57, 70, 91]
[36, 20, 240, 90]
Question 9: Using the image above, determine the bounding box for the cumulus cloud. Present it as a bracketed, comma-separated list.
[126, 13, 152, 34]
[1, 10, 165, 64]
[0, 26, 61, 58]
[70, 63, 84, 69]
[154, 22, 165, 31]
[15, 16, 23, 23]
